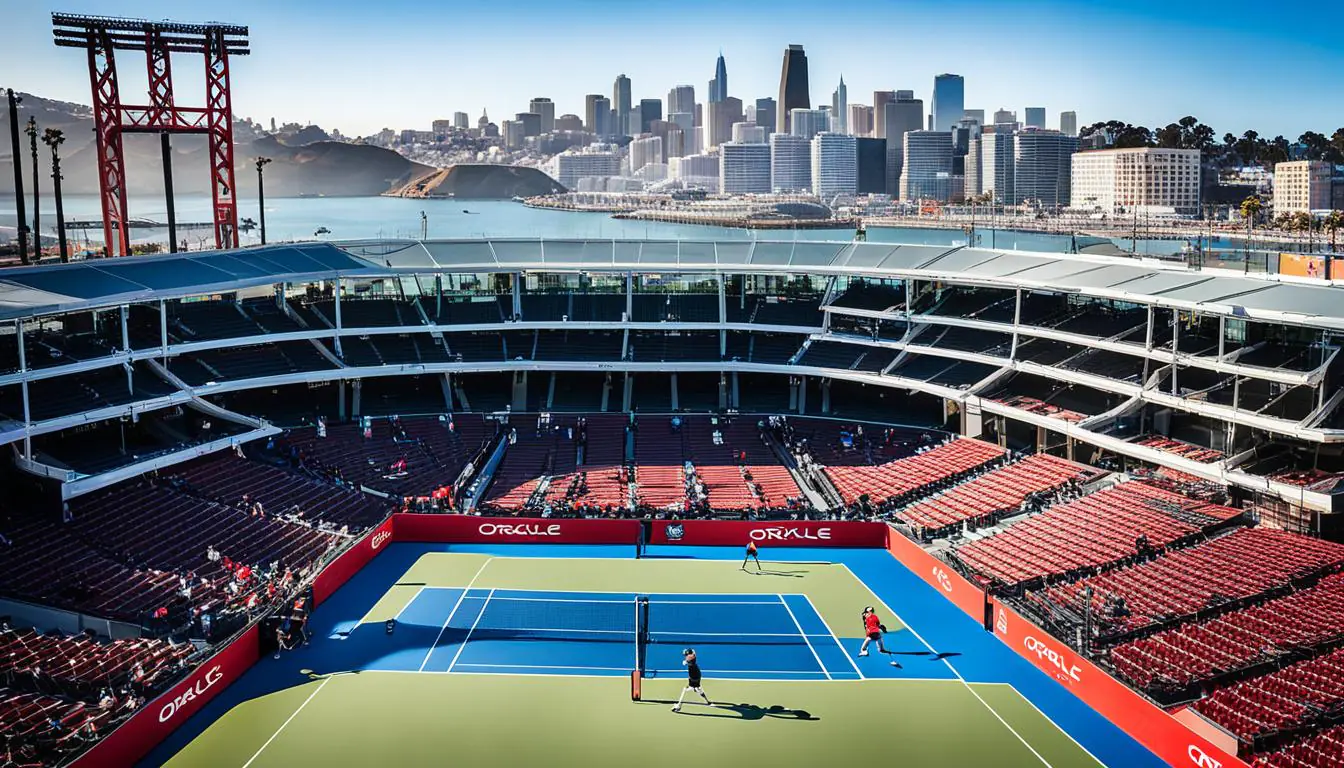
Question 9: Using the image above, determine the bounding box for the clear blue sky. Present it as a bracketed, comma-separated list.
[3, 0, 1340, 139]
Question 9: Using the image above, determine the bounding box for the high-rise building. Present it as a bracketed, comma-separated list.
[873, 91, 896, 139]
[515, 112, 541, 137]
[895, 90, 915, 101]
[1060, 111, 1078, 137]
[553, 146, 620, 189]
[670, 152, 720, 190]
[1274, 160, 1337, 215]
[993, 108, 1017, 126]
[1014, 129, 1078, 207]
[453, 112, 469, 130]
[811, 132, 857, 197]
[431, 119, 452, 138]
[770, 133, 811, 192]
[777, 45, 811, 134]
[630, 136, 663, 173]
[754, 97, 777, 135]
[832, 77, 848, 135]
[555, 114, 583, 133]
[732, 122, 766, 144]
[856, 137, 887, 194]
[668, 86, 695, 117]
[710, 54, 728, 103]
[501, 120, 525, 149]
[1024, 107, 1046, 129]
[978, 124, 1016, 203]
[639, 98, 662, 134]
[848, 104, 874, 138]
[584, 95, 611, 136]
[612, 75, 632, 136]
[1071, 147, 1201, 214]
[965, 137, 982, 200]
[884, 97, 924, 196]
[900, 130, 953, 201]
[708, 97, 744, 149]
[720, 142, 771, 194]
[790, 108, 829, 141]
[963, 109, 985, 126]
[668, 112, 695, 156]
[932, 74, 964, 133]
[528, 98, 555, 134]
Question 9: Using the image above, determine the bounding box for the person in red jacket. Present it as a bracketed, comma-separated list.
[858, 606, 897, 666]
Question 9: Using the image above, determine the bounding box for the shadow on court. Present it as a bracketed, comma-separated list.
[640, 700, 819, 721]
[889, 650, 963, 661]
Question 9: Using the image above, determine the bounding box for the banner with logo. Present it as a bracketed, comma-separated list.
[313, 516, 395, 606]
[394, 513, 641, 545]
[72, 624, 260, 767]
[990, 600, 1248, 768]
[650, 520, 887, 547]
[884, 525, 987, 618]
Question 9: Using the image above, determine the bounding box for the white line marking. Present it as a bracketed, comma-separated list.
[393, 586, 426, 620]
[800, 593, 864, 679]
[776, 594, 831, 681]
[366, 669, 961, 683]
[454, 662, 629, 671]
[417, 559, 492, 672]
[651, 631, 836, 638]
[836, 562, 1053, 768]
[241, 677, 330, 768]
[446, 587, 494, 673]
[981, 683, 1106, 767]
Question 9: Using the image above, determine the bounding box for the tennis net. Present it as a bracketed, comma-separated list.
[467, 597, 640, 643]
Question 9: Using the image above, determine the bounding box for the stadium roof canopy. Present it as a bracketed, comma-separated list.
[2, 238, 1344, 330]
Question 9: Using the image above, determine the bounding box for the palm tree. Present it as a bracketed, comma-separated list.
[42, 128, 68, 262]
[1239, 196, 1262, 271]
[1325, 210, 1343, 255]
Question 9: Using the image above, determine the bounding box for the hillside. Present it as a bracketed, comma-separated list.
[0, 90, 432, 197]
[388, 164, 565, 199]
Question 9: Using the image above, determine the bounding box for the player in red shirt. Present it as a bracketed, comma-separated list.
[741, 540, 761, 571]
[858, 606, 895, 663]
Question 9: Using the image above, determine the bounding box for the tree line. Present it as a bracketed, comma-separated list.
[1079, 116, 1344, 167]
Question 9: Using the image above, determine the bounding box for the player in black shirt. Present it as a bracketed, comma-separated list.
[672, 648, 714, 712]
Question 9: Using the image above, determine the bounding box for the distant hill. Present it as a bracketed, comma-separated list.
[0, 90, 432, 197]
[389, 164, 566, 199]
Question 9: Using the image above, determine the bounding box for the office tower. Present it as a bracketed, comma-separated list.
[790, 108, 828, 141]
[720, 142, 771, 194]
[554, 147, 621, 189]
[1014, 129, 1078, 207]
[848, 104, 874, 138]
[895, 90, 914, 101]
[668, 85, 695, 116]
[668, 112, 695, 156]
[883, 97, 924, 196]
[979, 124, 1016, 203]
[554, 114, 583, 133]
[453, 111, 469, 130]
[432, 119, 452, 139]
[710, 53, 728, 102]
[732, 122, 766, 144]
[692, 126, 705, 154]
[965, 136, 982, 199]
[811, 132, 858, 197]
[611, 75, 632, 136]
[1024, 107, 1046, 129]
[515, 112, 541, 137]
[832, 77, 848, 134]
[630, 136, 663, 173]
[1072, 147, 1201, 214]
[708, 96, 743, 149]
[993, 108, 1017, 126]
[963, 109, 985, 126]
[629, 104, 642, 136]
[932, 74, 964, 133]
[856, 137, 887, 194]
[770, 133, 811, 192]
[900, 130, 953, 201]
[670, 152, 720, 189]
[501, 120, 525, 149]
[528, 98, 555, 134]
[665, 128, 686, 160]
[755, 97, 777, 135]
[639, 98, 662, 134]
[1060, 111, 1078, 137]
[584, 95, 610, 135]
[777, 44, 810, 134]
[873, 91, 896, 139]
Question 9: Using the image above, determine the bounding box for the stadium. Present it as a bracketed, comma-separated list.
[2, 237, 1344, 767]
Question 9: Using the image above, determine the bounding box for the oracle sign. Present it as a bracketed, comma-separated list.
[1024, 636, 1082, 684]
[370, 529, 392, 550]
[479, 522, 562, 537]
[392, 514, 641, 545]
[1189, 746, 1223, 768]
[158, 665, 223, 722]
[749, 526, 831, 542]
[883, 525, 987, 618]
[932, 566, 954, 593]
[651, 520, 886, 547]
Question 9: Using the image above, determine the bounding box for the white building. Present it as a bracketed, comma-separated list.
[848, 104, 873, 138]
[1274, 161, 1335, 215]
[630, 136, 664, 173]
[770, 133, 811, 193]
[1060, 111, 1078, 137]
[553, 147, 621, 190]
[900, 130, 953, 202]
[790, 108, 829, 141]
[670, 152, 720, 190]
[720, 142, 771, 194]
[1014, 129, 1078, 208]
[811, 132, 857, 198]
[1071, 147, 1201, 215]
[977, 124, 1016, 203]
[732, 122, 767, 144]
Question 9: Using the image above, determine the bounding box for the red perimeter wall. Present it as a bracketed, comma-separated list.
[649, 519, 887, 547]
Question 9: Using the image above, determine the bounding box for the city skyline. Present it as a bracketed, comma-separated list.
[2, 0, 1341, 140]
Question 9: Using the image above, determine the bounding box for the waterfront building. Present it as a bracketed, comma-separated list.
[873, 90, 895, 139]
[812, 132, 858, 198]
[770, 133, 811, 192]
[1014, 128, 1078, 207]
[1273, 160, 1337, 215]
[732, 122, 766, 144]
[554, 146, 621, 189]
[790, 108, 829, 141]
[613, 75, 632, 136]
[900, 130, 953, 201]
[884, 97, 924, 196]
[1071, 147, 1202, 214]
[932, 74, 964, 133]
[630, 136, 663, 173]
[720, 142, 772, 194]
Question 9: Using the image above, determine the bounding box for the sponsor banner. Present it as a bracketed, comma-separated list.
[884, 525, 987, 617]
[991, 600, 1248, 768]
[393, 513, 640, 545]
[73, 624, 260, 768]
[650, 520, 886, 547]
[313, 516, 395, 606]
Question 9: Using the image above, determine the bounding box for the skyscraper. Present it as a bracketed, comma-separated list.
[515, 112, 541, 137]
[777, 44, 810, 134]
[884, 97, 924, 196]
[812, 132, 857, 197]
[900, 130, 953, 201]
[613, 75, 632, 136]
[895, 90, 915, 101]
[1060, 111, 1078, 137]
[584, 94, 611, 136]
[639, 98, 662, 134]
[932, 74, 964, 133]
[453, 112, 469, 130]
[1024, 107, 1046, 129]
[848, 104, 874, 138]
[708, 97, 743, 149]
[720, 142, 771, 194]
[856, 137, 887, 194]
[1014, 129, 1078, 207]
[770, 133, 811, 192]
[979, 124, 1016, 203]
[668, 112, 695, 156]
[668, 85, 695, 116]
[832, 77, 848, 134]
[710, 54, 728, 103]
[872, 91, 895, 140]
[630, 136, 662, 173]
[754, 97, 777, 135]
[529, 98, 555, 134]
[790, 109, 828, 141]
[732, 122, 766, 144]
[993, 108, 1017, 126]
[963, 109, 985, 126]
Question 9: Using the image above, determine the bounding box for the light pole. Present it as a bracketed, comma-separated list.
[42, 129, 68, 262]
[25, 115, 39, 261]
[255, 156, 272, 245]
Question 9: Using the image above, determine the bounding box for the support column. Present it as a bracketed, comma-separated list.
[159, 300, 168, 357]
[441, 373, 454, 412]
[17, 322, 31, 457]
[1010, 288, 1023, 358]
[1171, 314, 1180, 395]
[333, 280, 344, 358]
[119, 305, 129, 355]
[821, 378, 831, 414]
[788, 377, 799, 411]
[1218, 316, 1226, 359]
[512, 371, 528, 411]
[670, 373, 679, 411]
[718, 373, 728, 410]
[351, 378, 362, 418]
[338, 380, 347, 421]
[512, 272, 522, 320]
[434, 275, 442, 321]
[731, 372, 740, 409]
[797, 375, 807, 414]
[625, 273, 634, 321]
[622, 373, 633, 412]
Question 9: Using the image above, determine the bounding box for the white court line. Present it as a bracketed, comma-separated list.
[446, 588, 494, 673]
[977, 683, 1107, 767]
[799, 593, 864, 680]
[417, 559, 492, 672]
[454, 662, 629, 671]
[392, 586, 426, 621]
[776, 594, 831, 681]
[241, 677, 331, 768]
[837, 562, 1054, 768]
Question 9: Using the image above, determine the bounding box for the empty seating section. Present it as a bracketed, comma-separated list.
[0, 689, 114, 763]
[914, 326, 1012, 356]
[798, 341, 865, 369]
[519, 294, 568, 321]
[1194, 646, 1344, 744]
[1257, 724, 1344, 767]
[630, 294, 718, 322]
[176, 453, 388, 529]
[682, 420, 800, 510]
[0, 627, 193, 698]
[831, 281, 904, 312]
[242, 297, 306, 334]
[824, 438, 1004, 506]
[535, 331, 623, 361]
[955, 482, 1238, 586]
[181, 342, 335, 384]
[545, 416, 629, 510]
[634, 425, 686, 510]
[502, 330, 537, 359]
[750, 298, 823, 327]
[170, 301, 264, 340]
[895, 454, 1090, 534]
[444, 333, 505, 362]
[1110, 572, 1344, 690]
[922, 290, 1012, 320]
[1135, 435, 1225, 463]
[995, 395, 1087, 423]
[1034, 529, 1344, 635]
[628, 332, 720, 361]
[569, 294, 626, 322]
[483, 424, 571, 511]
[435, 297, 506, 325]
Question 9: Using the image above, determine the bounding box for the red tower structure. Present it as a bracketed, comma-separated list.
[52, 14, 250, 256]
